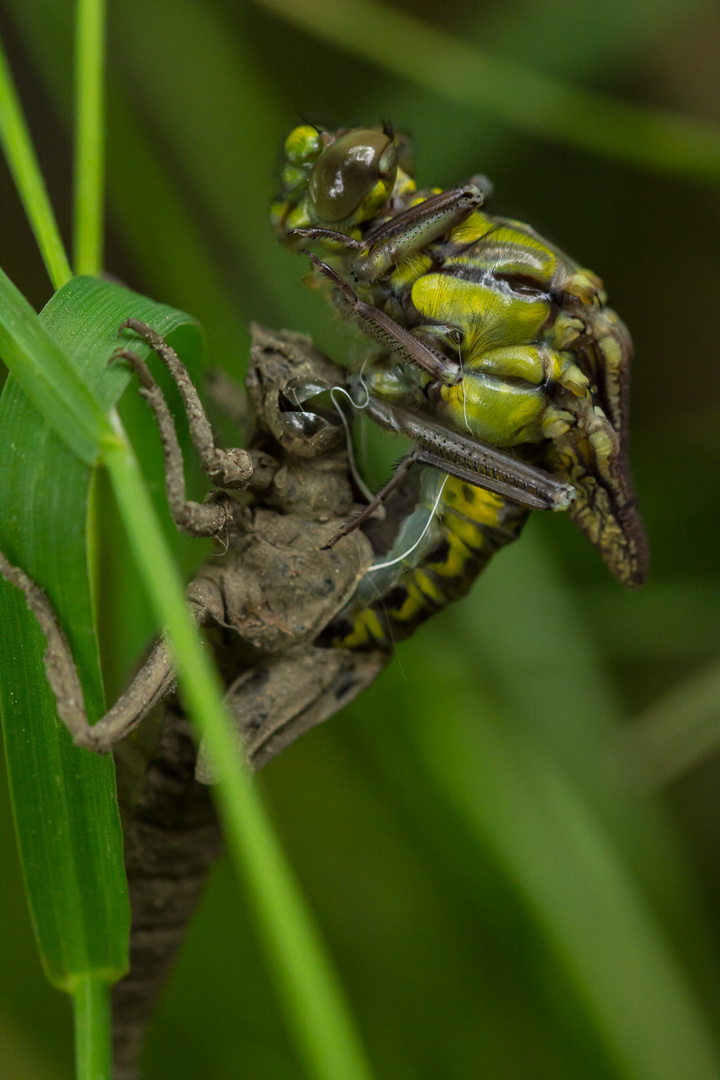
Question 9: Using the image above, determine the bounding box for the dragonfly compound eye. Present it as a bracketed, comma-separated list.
[309, 130, 397, 224]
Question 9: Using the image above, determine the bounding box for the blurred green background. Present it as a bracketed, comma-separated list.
[1, 1, 719, 1077]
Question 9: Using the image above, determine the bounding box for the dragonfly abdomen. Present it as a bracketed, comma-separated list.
[323, 473, 527, 649]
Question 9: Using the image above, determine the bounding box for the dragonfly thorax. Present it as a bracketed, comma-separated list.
[274, 123, 648, 647]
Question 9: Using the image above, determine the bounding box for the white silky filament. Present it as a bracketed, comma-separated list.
[330, 382, 377, 504]
[368, 475, 448, 573]
[459, 346, 471, 435]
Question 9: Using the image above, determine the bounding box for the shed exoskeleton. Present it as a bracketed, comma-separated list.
[0, 322, 390, 1075]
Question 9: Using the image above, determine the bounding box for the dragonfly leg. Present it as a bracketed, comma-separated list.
[292, 185, 484, 282]
[364, 396, 576, 512]
[303, 251, 461, 386]
[321, 451, 420, 548]
[289, 226, 364, 249]
[353, 184, 484, 280]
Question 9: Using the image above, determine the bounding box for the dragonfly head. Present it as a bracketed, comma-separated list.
[309, 129, 397, 224]
[272, 125, 402, 238]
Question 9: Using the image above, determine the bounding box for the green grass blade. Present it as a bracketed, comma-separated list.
[255, 0, 720, 184]
[453, 531, 714, 948]
[1, 274, 374, 1080]
[73, 0, 106, 276]
[0, 269, 111, 463]
[5, 0, 249, 367]
[0, 579, 128, 992]
[620, 661, 720, 789]
[110, 0, 287, 323]
[72, 975, 111, 1080]
[0, 278, 198, 997]
[404, 642, 720, 1080]
[0, 292, 134, 995]
[102, 415, 376, 1080]
[0, 33, 72, 289]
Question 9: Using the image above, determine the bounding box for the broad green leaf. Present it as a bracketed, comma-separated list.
[0, 267, 110, 463]
[1, 276, 376, 1080]
[0, 274, 200, 990]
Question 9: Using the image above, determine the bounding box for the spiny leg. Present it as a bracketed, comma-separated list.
[120, 319, 253, 489]
[113, 344, 245, 537]
[323, 411, 576, 550]
[321, 452, 420, 549]
[0, 549, 182, 752]
[302, 251, 461, 386]
[292, 183, 484, 280]
[364, 398, 576, 512]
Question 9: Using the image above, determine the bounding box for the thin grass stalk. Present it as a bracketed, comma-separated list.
[73, 0, 106, 275]
[72, 975, 112, 1080]
[101, 412, 375, 1080]
[0, 33, 72, 288]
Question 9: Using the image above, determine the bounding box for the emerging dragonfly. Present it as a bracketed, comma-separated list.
[273, 123, 648, 647]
